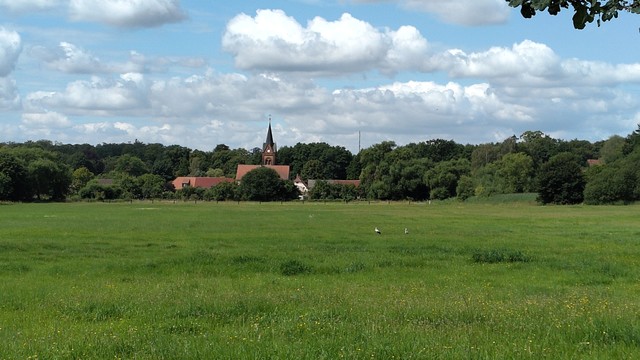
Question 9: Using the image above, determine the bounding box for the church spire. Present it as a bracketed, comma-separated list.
[262, 116, 276, 165]
[264, 116, 274, 149]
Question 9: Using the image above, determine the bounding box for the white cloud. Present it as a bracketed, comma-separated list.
[223, 10, 422, 75]
[441, 40, 561, 80]
[0, 77, 21, 110]
[15, 62, 640, 151]
[401, 0, 510, 26]
[0, 27, 22, 77]
[30, 42, 106, 74]
[14, 33, 640, 152]
[29, 43, 204, 75]
[68, 0, 187, 28]
[349, 0, 510, 26]
[21, 111, 72, 128]
[382, 25, 430, 74]
[24, 75, 149, 115]
[19, 111, 72, 139]
[221, 10, 640, 92]
[0, 0, 61, 13]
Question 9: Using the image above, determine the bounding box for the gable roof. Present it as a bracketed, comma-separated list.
[172, 176, 234, 190]
[235, 164, 290, 181]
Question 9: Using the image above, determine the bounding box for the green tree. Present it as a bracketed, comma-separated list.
[0, 152, 29, 201]
[624, 124, 640, 155]
[309, 180, 334, 200]
[518, 130, 559, 169]
[558, 139, 596, 163]
[456, 175, 475, 200]
[471, 143, 501, 170]
[176, 186, 205, 201]
[536, 152, 585, 204]
[239, 167, 292, 202]
[278, 142, 353, 180]
[473, 162, 501, 197]
[424, 158, 471, 200]
[114, 154, 148, 177]
[205, 181, 239, 201]
[346, 154, 362, 180]
[599, 135, 625, 163]
[584, 165, 633, 204]
[396, 158, 431, 200]
[584, 149, 640, 204]
[71, 166, 95, 194]
[496, 152, 534, 193]
[340, 184, 360, 202]
[281, 180, 301, 200]
[423, 139, 465, 163]
[137, 174, 166, 199]
[507, 0, 640, 29]
[78, 180, 121, 201]
[301, 159, 325, 180]
[162, 145, 191, 177]
[206, 168, 225, 177]
[188, 155, 205, 176]
[114, 174, 141, 200]
[28, 158, 72, 201]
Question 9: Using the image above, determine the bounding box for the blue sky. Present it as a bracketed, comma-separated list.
[1, 0, 640, 153]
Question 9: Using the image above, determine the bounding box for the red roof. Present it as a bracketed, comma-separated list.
[329, 179, 360, 187]
[172, 177, 234, 190]
[235, 165, 290, 181]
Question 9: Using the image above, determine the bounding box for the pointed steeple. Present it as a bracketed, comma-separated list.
[262, 116, 276, 165]
[264, 117, 274, 150]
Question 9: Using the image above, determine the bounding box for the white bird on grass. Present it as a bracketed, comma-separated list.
[374, 227, 381, 235]
[404, 228, 409, 235]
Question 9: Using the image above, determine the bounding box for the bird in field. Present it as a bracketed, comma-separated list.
[374, 227, 381, 235]
[404, 228, 409, 235]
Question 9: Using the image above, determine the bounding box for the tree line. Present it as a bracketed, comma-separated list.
[1, 126, 640, 204]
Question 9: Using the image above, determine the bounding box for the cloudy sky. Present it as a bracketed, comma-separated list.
[1, 0, 640, 153]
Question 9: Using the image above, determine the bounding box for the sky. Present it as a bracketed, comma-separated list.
[1, 0, 640, 153]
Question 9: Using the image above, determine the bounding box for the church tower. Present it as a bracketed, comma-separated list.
[262, 119, 276, 165]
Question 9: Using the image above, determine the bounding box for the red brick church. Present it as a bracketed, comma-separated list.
[172, 121, 290, 190]
[235, 120, 290, 181]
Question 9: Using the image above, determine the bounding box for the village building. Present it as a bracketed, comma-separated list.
[293, 174, 309, 197]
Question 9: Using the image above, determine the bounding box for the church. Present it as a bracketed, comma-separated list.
[171, 121, 357, 198]
[235, 120, 290, 181]
[172, 121, 290, 191]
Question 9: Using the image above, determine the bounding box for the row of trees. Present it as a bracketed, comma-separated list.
[2, 126, 640, 204]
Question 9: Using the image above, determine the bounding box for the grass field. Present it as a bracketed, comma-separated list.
[1, 199, 640, 359]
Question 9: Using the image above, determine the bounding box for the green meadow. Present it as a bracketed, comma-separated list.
[1, 199, 640, 359]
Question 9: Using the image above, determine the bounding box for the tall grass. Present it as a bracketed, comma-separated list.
[1, 201, 639, 358]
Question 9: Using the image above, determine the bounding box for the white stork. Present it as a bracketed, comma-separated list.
[374, 227, 381, 235]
